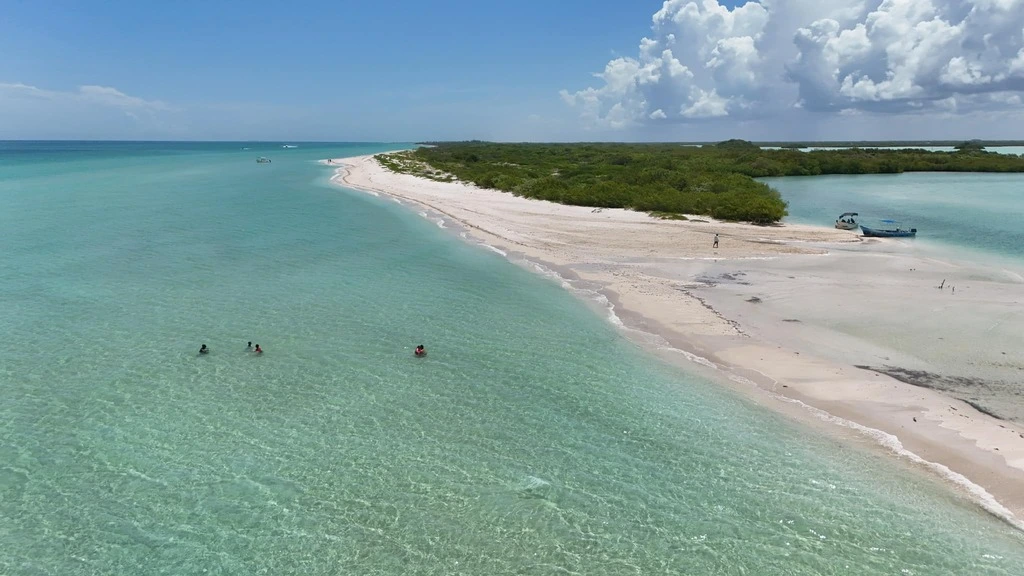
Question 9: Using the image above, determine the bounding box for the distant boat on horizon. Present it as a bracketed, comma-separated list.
[282, 145, 298, 149]
[256, 157, 271, 163]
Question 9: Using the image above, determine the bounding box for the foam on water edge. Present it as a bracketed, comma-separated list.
[777, 393, 1024, 532]
[515, 257, 623, 328]
[482, 244, 507, 257]
[1002, 269, 1024, 283]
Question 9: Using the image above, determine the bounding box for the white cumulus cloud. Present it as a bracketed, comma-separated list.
[562, 0, 1024, 128]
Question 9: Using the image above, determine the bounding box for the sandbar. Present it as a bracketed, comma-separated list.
[328, 154, 1024, 528]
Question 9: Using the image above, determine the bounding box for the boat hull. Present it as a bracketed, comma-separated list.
[860, 225, 917, 238]
[835, 221, 859, 230]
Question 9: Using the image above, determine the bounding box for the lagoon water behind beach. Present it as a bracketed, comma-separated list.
[769, 171, 1024, 264]
[2, 142, 1023, 574]
[738, 173, 1024, 421]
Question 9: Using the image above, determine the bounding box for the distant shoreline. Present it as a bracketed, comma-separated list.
[327, 153, 1024, 530]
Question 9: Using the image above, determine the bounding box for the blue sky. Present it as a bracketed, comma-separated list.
[2, 0, 1023, 141]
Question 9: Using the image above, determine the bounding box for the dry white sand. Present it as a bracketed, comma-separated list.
[329, 153, 1024, 527]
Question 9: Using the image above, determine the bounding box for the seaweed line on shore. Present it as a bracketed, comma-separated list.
[675, 286, 747, 337]
[855, 365, 1008, 422]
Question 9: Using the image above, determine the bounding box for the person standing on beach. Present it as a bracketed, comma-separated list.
[713, 234, 719, 248]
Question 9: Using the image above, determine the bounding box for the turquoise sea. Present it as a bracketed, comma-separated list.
[766, 171, 1024, 264]
[2, 142, 1023, 575]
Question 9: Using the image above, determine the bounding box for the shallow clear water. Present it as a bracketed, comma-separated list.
[767, 172, 1024, 265]
[2, 142, 1023, 574]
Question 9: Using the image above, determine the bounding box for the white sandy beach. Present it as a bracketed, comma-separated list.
[329, 154, 1024, 527]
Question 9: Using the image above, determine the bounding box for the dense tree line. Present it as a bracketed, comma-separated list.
[715, 141, 1024, 177]
[418, 139, 1024, 148]
[379, 142, 1024, 224]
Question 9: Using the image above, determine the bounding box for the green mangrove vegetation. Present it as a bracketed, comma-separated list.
[375, 141, 1024, 224]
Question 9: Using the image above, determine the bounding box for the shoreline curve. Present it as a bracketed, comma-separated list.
[326, 152, 1024, 531]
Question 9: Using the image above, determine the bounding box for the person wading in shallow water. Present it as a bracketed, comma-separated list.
[713, 233, 719, 249]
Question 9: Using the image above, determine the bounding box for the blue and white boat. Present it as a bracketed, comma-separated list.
[861, 219, 917, 238]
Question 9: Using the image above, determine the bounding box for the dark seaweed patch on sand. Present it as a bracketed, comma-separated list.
[694, 272, 751, 287]
[855, 365, 1008, 421]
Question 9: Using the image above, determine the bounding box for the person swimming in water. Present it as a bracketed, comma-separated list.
[254, 344, 263, 354]
[414, 345, 426, 357]
[199, 344, 209, 355]
[246, 341, 252, 351]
